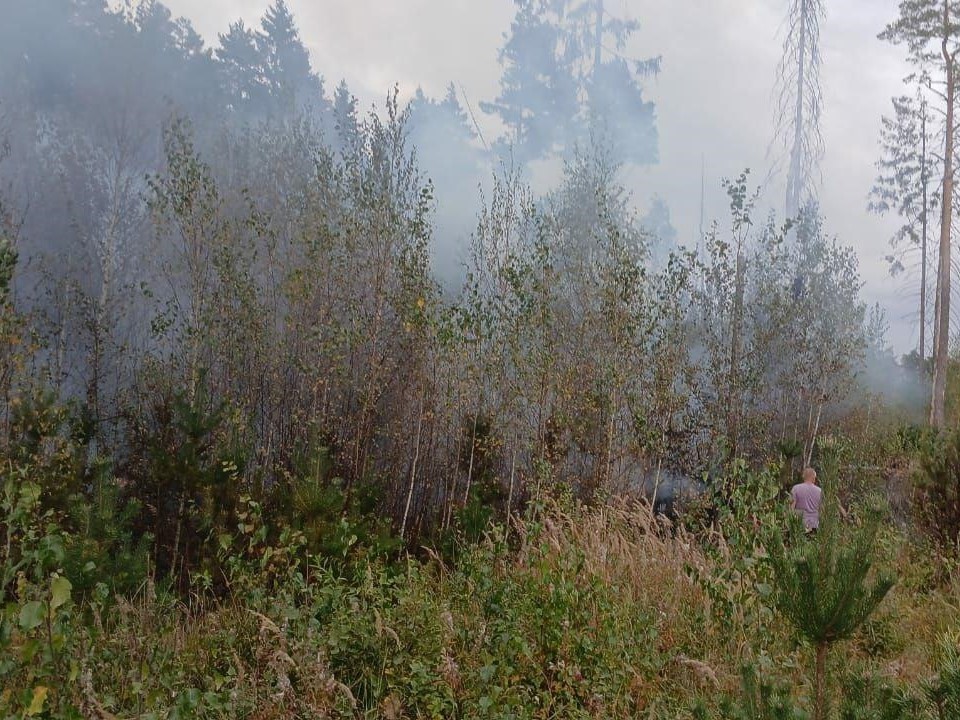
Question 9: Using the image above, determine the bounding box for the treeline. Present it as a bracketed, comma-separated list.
[3, 113, 894, 575]
[0, 0, 914, 591]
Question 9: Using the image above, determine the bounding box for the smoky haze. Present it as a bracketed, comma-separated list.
[0, 0, 927, 426]
[0, 0, 933, 553]
[162, 0, 917, 352]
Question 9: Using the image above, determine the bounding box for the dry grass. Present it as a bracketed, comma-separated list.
[522, 500, 705, 608]
[514, 500, 740, 695]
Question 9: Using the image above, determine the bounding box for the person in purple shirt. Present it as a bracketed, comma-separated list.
[791, 467, 822, 532]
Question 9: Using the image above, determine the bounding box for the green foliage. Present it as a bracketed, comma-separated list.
[0, 5, 951, 718]
[765, 495, 894, 648]
[838, 671, 920, 720]
[0, 487, 955, 719]
[1, 388, 149, 604]
[915, 428, 960, 550]
[281, 467, 401, 566]
[0, 572, 77, 718]
[764, 445, 894, 720]
[687, 462, 782, 648]
[895, 423, 935, 455]
[0, 471, 65, 603]
[124, 379, 245, 584]
[7, 391, 89, 496]
[720, 664, 808, 720]
[62, 463, 151, 599]
[0, 458, 80, 716]
[0, 234, 14, 302]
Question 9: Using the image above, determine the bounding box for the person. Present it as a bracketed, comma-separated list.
[791, 466, 822, 533]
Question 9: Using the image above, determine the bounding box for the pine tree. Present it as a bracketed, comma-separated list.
[126, 0, 221, 117]
[586, 55, 658, 163]
[869, 91, 938, 383]
[481, 0, 579, 161]
[927, 633, 960, 718]
[406, 84, 479, 164]
[729, 664, 808, 720]
[640, 195, 679, 267]
[765, 446, 894, 720]
[881, 0, 960, 428]
[692, 666, 807, 719]
[914, 428, 960, 547]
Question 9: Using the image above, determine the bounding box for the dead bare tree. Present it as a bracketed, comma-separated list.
[773, 0, 826, 219]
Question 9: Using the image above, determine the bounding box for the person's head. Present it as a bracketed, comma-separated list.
[802, 467, 817, 484]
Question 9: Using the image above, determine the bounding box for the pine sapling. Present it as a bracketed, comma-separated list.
[733, 664, 808, 720]
[765, 464, 894, 720]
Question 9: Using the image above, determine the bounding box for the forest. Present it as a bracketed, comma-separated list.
[2, 0, 960, 718]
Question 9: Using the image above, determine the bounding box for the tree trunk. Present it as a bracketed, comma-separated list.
[813, 640, 829, 720]
[931, 7, 955, 429]
[463, 414, 478, 507]
[921, 100, 929, 384]
[506, 447, 517, 522]
[805, 399, 823, 467]
[170, 492, 186, 587]
[727, 247, 746, 457]
[400, 389, 425, 542]
[786, 0, 809, 219]
[604, 391, 615, 491]
[594, 0, 603, 72]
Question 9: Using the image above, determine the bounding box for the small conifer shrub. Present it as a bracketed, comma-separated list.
[765, 450, 894, 720]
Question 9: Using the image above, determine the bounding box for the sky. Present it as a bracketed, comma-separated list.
[162, 0, 918, 353]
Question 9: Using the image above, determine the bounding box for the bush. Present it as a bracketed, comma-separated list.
[915, 429, 960, 551]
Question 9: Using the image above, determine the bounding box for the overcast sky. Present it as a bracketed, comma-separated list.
[163, 0, 917, 352]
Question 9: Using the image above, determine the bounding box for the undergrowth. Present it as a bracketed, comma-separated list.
[2, 490, 958, 719]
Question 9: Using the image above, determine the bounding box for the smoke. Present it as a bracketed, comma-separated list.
[0, 0, 926, 474]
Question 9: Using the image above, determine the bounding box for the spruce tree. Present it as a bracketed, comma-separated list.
[216, 20, 267, 117]
[257, 0, 326, 117]
[482, 0, 658, 163]
[332, 79, 360, 151]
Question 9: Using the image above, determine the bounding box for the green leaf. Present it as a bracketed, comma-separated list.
[50, 576, 72, 611]
[18, 601, 44, 631]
